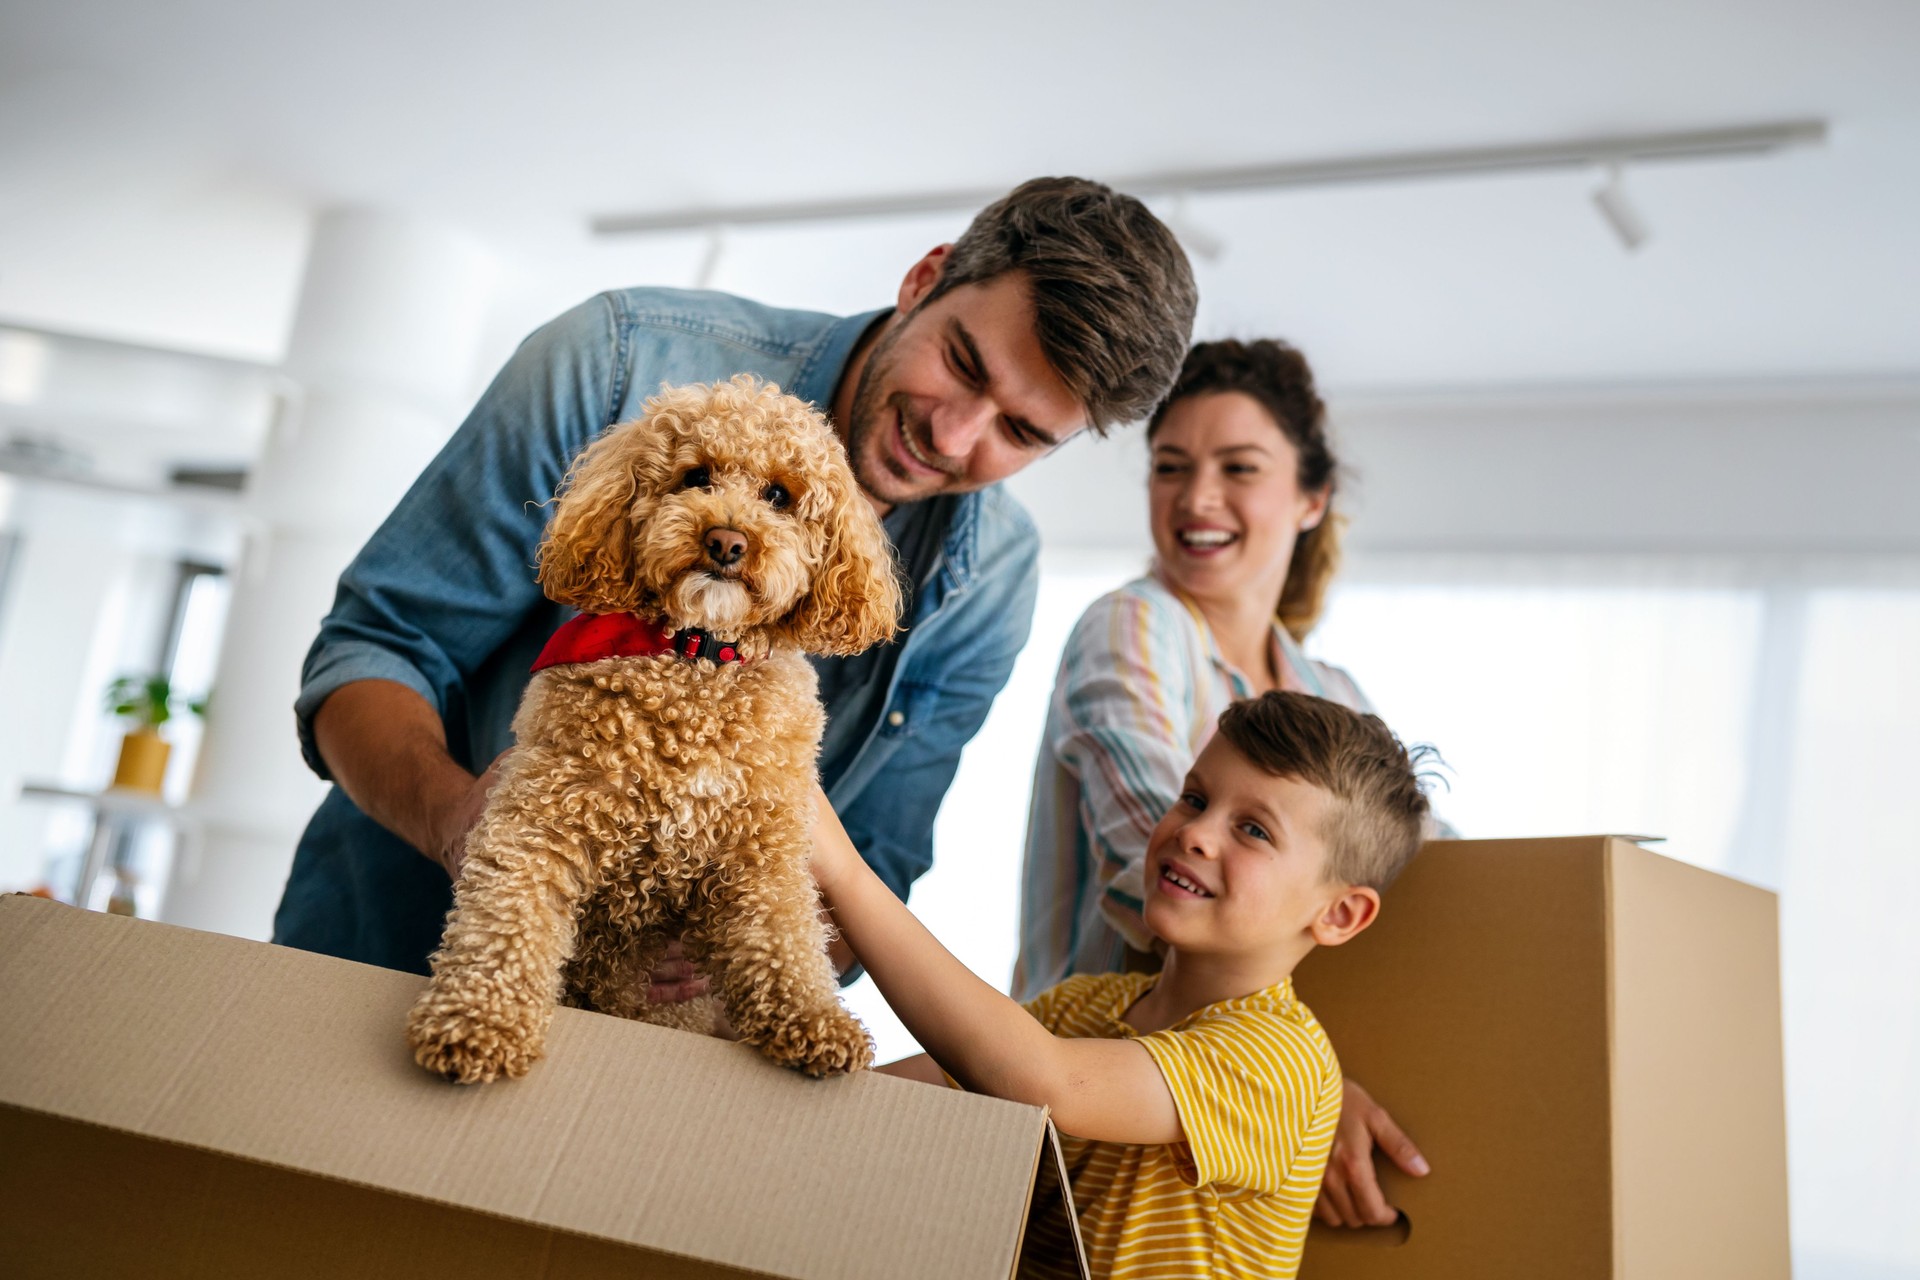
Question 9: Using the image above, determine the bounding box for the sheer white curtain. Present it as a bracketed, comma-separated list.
[1314, 554, 1920, 1280]
[848, 549, 1920, 1279]
[1777, 587, 1920, 1279]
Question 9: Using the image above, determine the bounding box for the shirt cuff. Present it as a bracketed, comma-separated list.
[294, 641, 441, 781]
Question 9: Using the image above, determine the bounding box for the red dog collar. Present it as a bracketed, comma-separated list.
[531, 612, 743, 672]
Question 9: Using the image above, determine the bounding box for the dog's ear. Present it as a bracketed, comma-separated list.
[535, 420, 664, 613]
[783, 452, 904, 657]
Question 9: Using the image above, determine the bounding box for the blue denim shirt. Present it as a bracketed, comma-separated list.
[273, 288, 1040, 974]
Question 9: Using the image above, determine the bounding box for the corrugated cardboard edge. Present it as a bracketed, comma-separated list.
[1601, 840, 1625, 1280]
[1005, 1117, 1089, 1280]
[0, 896, 1062, 1280]
[0, 1101, 779, 1279]
[1047, 1122, 1090, 1279]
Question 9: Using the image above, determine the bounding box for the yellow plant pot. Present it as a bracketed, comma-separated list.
[111, 730, 171, 794]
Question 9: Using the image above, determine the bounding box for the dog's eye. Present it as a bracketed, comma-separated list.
[680, 466, 711, 491]
[762, 482, 791, 510]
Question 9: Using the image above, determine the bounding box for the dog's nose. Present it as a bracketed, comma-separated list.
[704, 526, 747, 568]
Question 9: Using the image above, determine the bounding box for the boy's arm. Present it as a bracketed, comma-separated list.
[877, 1053, 950, 1086]
[811, 789, 1183, 1146]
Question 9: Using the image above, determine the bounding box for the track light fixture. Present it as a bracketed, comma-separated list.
[693, 226, 728, 290]
[1592, 163, 1651, 252]
[590, 120, 1824, 237]
[1161, 193, 1225, 262]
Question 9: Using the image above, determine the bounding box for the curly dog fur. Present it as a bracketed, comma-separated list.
[407, 375, 902, 1083]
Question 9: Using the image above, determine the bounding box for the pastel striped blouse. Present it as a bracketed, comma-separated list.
[1016, 971, 1343, 1280]
[1014, 573, 1371, 1002]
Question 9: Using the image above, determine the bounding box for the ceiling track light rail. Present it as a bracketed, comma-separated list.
[589, 119, 1826, 237]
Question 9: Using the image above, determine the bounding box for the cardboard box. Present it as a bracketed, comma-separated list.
[0, 895, 1086, 1280]
[1293, 836, 1790, 1280]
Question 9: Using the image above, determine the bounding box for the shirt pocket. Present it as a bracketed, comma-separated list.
[879, 679, 943, 740]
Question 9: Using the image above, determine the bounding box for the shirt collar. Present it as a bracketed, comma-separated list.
[790, 307, 890, 416]
[1273, 624, 1328, 698]
[1149, 564, 1328, 699]
[1110, 971, 1302, 1034]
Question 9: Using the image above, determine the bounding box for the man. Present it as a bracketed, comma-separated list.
[274, 177, 1199, 978]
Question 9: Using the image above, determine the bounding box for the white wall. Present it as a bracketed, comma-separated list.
[1005, 379, 1920, 557]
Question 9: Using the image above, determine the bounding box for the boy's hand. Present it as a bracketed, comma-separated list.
[806, 785, 858, 976]
[1315, 1078, 1429, 1227]
[807, 783, 853, 891]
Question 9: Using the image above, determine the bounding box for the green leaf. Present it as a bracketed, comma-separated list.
[104, 672, 176, 730]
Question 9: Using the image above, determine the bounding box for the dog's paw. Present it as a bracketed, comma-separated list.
[406, 1004, 544, 1085]
[754, 1006, 874, 1078]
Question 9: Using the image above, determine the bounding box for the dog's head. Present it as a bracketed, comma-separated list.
[536, 375, 903, 656]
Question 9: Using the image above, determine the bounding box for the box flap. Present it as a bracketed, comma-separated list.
[1009, 1120, 1089, 1280]
[0, 897, 1054, 1280]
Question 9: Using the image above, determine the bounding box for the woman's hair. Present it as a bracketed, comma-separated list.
[1147, 339, 1343, 640]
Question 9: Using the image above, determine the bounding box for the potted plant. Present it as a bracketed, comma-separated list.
[104, 675, 206, 794]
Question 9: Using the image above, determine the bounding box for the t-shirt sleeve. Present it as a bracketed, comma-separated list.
[1134, 1011, 1342, 1193]
[1022, 974, 1108, 1033]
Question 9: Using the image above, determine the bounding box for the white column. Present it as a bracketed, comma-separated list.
[164, 208, 496, 938]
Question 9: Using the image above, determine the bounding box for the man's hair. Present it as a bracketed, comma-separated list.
[1215, 692, 1432, 890]
[1149, 339, 1342, 642]
[926, 177, 1197, 434]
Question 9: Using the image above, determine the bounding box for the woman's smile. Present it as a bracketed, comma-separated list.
[1149, 391, 1326, 610]
[1174, 524, 1238, 556]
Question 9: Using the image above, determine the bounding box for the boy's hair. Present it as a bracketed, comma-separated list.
[1215, 691, 1432, 890]
[926, 177, 1197, 434]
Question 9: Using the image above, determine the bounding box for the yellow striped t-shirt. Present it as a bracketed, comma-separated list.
[1017, 971, 1342, 1280]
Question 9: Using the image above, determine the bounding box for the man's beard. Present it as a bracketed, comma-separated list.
[844, 320, 958, 506]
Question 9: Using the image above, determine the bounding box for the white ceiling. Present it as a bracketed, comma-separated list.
[3, 0, 1917, 392]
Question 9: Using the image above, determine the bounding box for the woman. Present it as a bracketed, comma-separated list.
[1014, 338, 1427, 1229]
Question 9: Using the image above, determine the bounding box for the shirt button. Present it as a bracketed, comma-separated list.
[886, 710, 906, 728]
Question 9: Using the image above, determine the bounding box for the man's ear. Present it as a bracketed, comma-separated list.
[897, 244, 952, 313]
[1310, 885, 1381, 949]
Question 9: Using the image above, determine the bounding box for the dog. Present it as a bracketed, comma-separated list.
[406, 375, 902, 1083]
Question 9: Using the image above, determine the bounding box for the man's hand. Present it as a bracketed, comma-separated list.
[312, 680, 509, 878]
[427, 752, 507, 880]
[646, 939, 711, 1004]
[1315, 1078, 1430, 1227]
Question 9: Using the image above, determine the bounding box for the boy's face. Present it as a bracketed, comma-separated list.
[1142, 736, 1372, 964]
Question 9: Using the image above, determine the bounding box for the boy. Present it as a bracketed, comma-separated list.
[808, 691, 1431, 1280]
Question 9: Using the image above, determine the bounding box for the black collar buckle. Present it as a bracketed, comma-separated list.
[670, 627, 741, 664]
